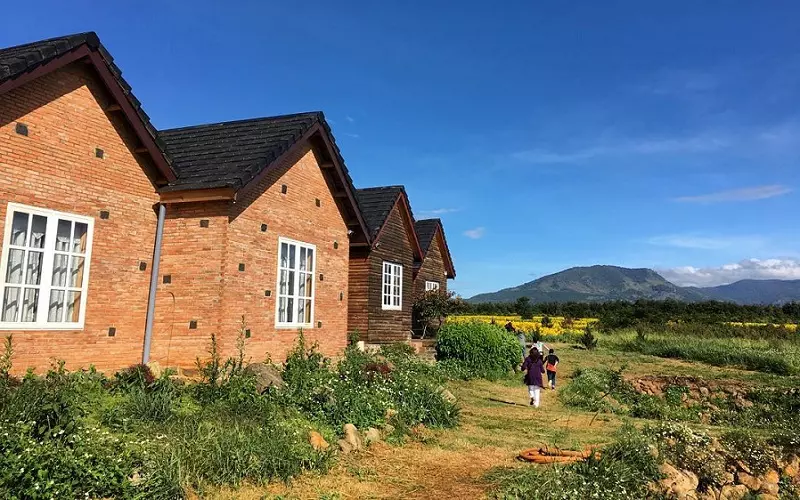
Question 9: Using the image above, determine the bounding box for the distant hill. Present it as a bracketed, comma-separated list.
[694, 279, 800, 305]
[468, 265, 706, 303]
[467, 265, 800, 305]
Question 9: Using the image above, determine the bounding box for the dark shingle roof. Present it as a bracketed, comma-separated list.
[159, 112, 324, 192]
[414, 219, 440, 255]
[0, 32, 98, 83]
[355, 186, 406, 241]
[0, 32, 174, 179]
[414, 218, 456, 278]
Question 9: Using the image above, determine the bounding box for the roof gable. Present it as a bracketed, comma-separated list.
[414, 218, 456, 278]
[356, 186, 423, 260]
[0, 32, 175, 184]
[159, 112, 370, 245]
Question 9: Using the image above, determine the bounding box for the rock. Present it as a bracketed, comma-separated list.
[722, 472, 735, 485]
[364, 427, 382, 445]
[735, 460, 753, 475]
[659, 464, 699, 498]
[146, 361, 163, 379]
[762, 469, 780, 485]
[383, 423, 395, 436]
[338, 439, 353, 454]
[648, 444, 660, 459]
[309, 431, 329, 451]
[242, 363, 284, 393]
[700, 386, 710, 397]
[438, 387, 457, 403]
[756, 495, 779, 500]
[343, 423, 363, 451]
[719, 484, 749, 500]
[697, 486, 720, 500]
[783, 455, 799, 478]
[385, 408, 398, 421]
[736, 471, 762, 491]
[759, 482, 779, 496]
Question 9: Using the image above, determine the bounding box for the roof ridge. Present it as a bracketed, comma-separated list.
[358, 185, 405, 192]
[160, 111, 323, 134]
[0, 32, 98, 52]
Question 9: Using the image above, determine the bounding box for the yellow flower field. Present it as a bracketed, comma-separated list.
[726, 322, 798, 332]
[447, 314, 599, 336]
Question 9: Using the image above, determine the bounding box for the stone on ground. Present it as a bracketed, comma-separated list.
[343, 423, 363, 451]
[719, 484, 749, 500]
[736, 471, 762, 492]
[364, 427, 382, 445]
[243, 362, 285, 393]
[309, 430, 329, 451]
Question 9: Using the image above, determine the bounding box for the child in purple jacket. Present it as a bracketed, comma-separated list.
[521, 347, 546, 407]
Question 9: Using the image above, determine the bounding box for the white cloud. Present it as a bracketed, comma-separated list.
[343, 132, 360, 139]
[463, 227, 485, 239]
[345, 115, 355, 123]
[647, 234, 766, 251]
[673, 185, 792, 204]
[660, 258, 800, 287]
[511, 134, 728, 165]
[417, 208, 460, 218]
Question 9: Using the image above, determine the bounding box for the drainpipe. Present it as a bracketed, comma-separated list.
[143, 203, 166, 364]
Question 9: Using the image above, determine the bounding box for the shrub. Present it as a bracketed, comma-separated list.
[721, 430, 775, 475]
[435, 322, 521, 379]
[647, 422, 728, 491]
[579, 325, 598, 350]
[0, 335, 12, 383]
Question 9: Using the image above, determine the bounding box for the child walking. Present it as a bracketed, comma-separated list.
[521, 347, 546, 407]
[545, 348, 560, 389]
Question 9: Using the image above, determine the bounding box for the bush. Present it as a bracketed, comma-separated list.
[721, 430, 775, 475]
[435, 322, 522, 379]
[579, 325, 598, 350]
[647, 422, 728, 491]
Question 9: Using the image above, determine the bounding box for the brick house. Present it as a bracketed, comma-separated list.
[348, 186, 424, 344]
[0, 33, 369, 373]
[413, 218, 456, 296]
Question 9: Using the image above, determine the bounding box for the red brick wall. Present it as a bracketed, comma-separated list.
[150, 146, 351, 368]
[0, 63, 160, 374]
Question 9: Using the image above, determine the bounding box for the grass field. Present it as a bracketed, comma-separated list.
[220, 340, 800, 499]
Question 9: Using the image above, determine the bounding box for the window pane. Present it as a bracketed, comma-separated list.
[278, 297, 288, 323]
[25, 251, 43, 285]
[304, 273, 313, 298]
[286, 298, 294, 322]
[297, 300, 305, 323]
[298, 272, 313, 298]
[21, 288, 38, 322]
[5, 249, 25, 284]
[66, 291, 81, 322]
[55, 219, 72, 252]
[305, 249, 314, 272]
[287, 271, 295, 297]
[299, 247, 307, 271]
[288, 245, 296, 269]
[282, 243, 290, 267]
[2, 287, 20, 322]
[302, 299, 312, 323]
[10, 212, 28, 246]
[30, 215, 47, 249]
[72, 223, 88, 253]
[48, 289, 65, 322]
[68, 257, 85, 288]
[279, 270, 289, 295]
[51, 254, 68, 287]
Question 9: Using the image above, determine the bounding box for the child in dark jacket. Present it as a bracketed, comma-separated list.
[521, 348, 546, 407]
[545, 349, 560, 389]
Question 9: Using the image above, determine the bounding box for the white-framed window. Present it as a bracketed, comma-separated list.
[425, 281, 440, 291]
[381, 261, 403, 310]
[275, 237, 316, 328]
[0, 203, 94, 330]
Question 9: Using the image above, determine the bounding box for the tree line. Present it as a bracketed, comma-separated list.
[453, 298, 800, 327]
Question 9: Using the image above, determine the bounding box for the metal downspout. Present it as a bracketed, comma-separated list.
[143, 203, 166, 364]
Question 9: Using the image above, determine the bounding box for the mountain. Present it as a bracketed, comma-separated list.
[695, 279, 800, 305]
[467, 265, 800, 304]
[468, 265, 706, 303]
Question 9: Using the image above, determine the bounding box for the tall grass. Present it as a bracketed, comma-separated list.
[613, 335, 798, 375]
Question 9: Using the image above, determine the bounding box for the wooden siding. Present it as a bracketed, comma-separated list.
[414, 229, 449, 297]
[348, 200, 415, 343]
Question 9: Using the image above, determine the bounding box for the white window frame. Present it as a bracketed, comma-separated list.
[274, 237, 317, 328]
[0, 203, 94, 330]
[425, 280, 440, 291]
[381, 261, 403, 310]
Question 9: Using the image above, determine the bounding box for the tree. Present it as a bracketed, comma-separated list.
[413, 290, 455, 339]
[515, 296, 534, 320]
[541, 315, 553, 328]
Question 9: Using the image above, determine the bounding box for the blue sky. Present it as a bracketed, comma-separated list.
[3, 1, 800, 297]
